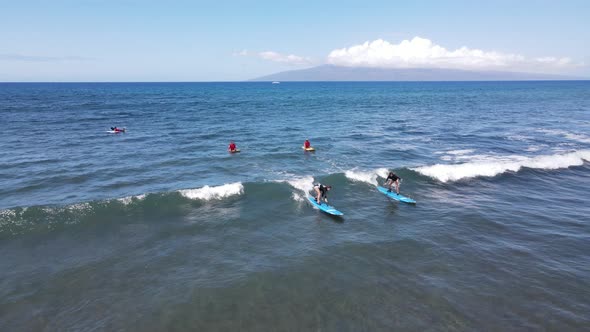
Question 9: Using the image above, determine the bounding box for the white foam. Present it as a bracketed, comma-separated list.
[507, 135, 531, 142]
[564, 133, 590, 144]
[440, 149, 475, 161]
[283, 176, 315, 193]
[446, 149, 475, 155]
[454, 154, 492, 161]
[276, 176, 315, 202]
[414, 150, 590, 183]
[63, 203, 92, 214]
[117, 194, 146, 205]
[179, 182, 244, 201]
[291, 192, 305, 202]
[0, 209, 17, 219]
[538, 129, 566, 136]
[538, 129, 590, 144]
[344, 168, 389, 186]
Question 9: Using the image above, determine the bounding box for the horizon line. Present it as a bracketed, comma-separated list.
[1, 79, 589, 84]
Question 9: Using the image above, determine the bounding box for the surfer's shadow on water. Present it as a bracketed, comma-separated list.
[302, 193, 345, 222]
[305, 199, 345, 222]
[382, 202, 401, 217]
[314, 213, 344, 224]
[302, 152, 317, 161]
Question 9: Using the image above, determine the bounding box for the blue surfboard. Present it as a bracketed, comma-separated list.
[307, 196, 344, 216]
[377, 186, 416, 204]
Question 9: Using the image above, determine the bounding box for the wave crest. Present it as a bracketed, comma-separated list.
[179, 182, 244, 200]
[414, 150, 590, 183]
[344, 168, 389, 186]
[278, 176, 315, 202]
[117, 194, 146, 205]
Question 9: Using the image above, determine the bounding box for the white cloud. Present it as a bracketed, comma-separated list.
[327, 37, 577, 72]
[233, 49, 249, 56]
[258, 51, 313, 66]
[233, 49, 313, 66]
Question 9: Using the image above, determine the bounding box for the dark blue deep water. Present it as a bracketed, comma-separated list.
[1, 81, 589, 330]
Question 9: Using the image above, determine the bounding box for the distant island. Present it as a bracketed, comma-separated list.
[251, 65, 581, 81]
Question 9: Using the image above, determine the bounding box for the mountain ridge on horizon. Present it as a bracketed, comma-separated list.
[251, 65, 583, 81]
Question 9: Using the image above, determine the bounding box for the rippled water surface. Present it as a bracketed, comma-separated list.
[1, 82, 589, 330]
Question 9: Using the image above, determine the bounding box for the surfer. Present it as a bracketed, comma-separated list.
[228, 141, 237, 152]
[111, 127, 124, 133]
[313, 183, 331, 205]
[304, 139, 311, 149]
[384, 172, 400, 194]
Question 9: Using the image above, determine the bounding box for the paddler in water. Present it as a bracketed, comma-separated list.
[304, 139, 311, 149]
[384, 172, 400, 195]
[228, 141, 237, 152]
[313, 183, 331, 205]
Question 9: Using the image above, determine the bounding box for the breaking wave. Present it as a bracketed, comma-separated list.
[117, 194, 146, 205]
[414, 150, 590, 182]
[178, 182, 244, 200]
[344, 168, 390, 186]
[277, 176, 315, 202]
[0, 182, 245, 237]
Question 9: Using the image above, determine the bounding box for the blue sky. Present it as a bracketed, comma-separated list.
[1, 0, 589, 81]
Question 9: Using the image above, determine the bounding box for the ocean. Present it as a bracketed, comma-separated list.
[1, 81, 589, 330]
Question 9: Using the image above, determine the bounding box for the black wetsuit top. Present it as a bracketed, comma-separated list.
[315, 184, 328, 197]
[386, 173, 399, 182]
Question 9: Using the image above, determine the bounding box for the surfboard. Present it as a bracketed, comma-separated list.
[307, 196, 343, 216]
[229, 149, 241, 153]
[302, 146, 315, 151]
[377, 186, 416, 204]
[106, 127, 126, 133]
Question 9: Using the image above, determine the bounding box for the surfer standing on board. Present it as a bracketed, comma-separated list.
[384, 172, 400, 194]
[228, 141, 237, 152]
[313, 183, 331, 204]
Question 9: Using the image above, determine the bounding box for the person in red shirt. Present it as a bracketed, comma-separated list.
[304, 139, 311, 149]
[228, 141, 237, 152]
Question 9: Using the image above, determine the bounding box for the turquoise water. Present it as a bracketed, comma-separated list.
[1, 81, 589, 330]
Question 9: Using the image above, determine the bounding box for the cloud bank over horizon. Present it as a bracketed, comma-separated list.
[326, 37, 580, 73]
[235, 49, 314, 66]
[259, 51, 313, 66]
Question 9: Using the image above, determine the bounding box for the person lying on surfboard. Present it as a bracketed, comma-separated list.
[228, 141, 237, 152]
[110, 127, 125, 133]
[384, 172, 400, 194]
[304, 139, 311, 149]
[313, 183, 331, 205]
